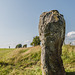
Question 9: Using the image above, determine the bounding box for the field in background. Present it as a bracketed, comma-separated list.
[0, 45, 75, 75]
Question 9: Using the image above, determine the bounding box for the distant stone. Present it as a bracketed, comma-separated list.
[39, 10, 66, 75]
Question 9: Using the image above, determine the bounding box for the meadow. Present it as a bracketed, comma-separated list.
[0, 45, 75, 75]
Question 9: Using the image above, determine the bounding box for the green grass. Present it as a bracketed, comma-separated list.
[0, 45, 75, 75]
[62, 45, 75, 75]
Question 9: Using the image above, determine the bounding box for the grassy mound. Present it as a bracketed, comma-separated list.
[0, 45, 75, 75]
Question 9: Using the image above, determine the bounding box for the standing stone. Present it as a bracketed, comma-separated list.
[39, 10, 66, 75]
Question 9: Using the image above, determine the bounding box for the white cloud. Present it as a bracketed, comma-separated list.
[65, 31, 75, 45]
[67, 31, 75, 37]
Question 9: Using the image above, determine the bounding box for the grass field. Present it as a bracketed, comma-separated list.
[0, 45, 75, 75]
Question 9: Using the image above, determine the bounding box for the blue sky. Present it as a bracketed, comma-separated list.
[0, 0, 75, 48]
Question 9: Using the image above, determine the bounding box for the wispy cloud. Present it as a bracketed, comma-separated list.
[24, 40, 32, 43]
[22, 40, 32, 47]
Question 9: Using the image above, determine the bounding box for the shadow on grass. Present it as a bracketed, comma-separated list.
[66, 72, 75, 75]
[0, 61, 15, 66]
[0, 62, 8, 66]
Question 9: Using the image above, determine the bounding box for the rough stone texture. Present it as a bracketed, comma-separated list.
[39, 10, 66, 75]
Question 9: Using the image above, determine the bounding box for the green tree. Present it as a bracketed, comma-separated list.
[15, 44, 22, 48]
[23, 44, 27, 48]
[30, 36, 41, 46]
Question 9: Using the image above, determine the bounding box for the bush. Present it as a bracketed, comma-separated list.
[23, 44, 27, 48]
[30, 36, 41, 46]
[15, 44, 22, 48]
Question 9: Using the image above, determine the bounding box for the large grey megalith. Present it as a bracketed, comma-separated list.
[39, 10, 66, 75]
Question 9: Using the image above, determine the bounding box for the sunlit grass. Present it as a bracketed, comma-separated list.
[62, 45, 75, 73]
[0, 45, 75, 75]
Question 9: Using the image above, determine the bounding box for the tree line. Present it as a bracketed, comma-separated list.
[15, 36, 41, 48]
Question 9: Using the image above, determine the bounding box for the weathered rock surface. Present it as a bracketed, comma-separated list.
[39, 10, 66, 75]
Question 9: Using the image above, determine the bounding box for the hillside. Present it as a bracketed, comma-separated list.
[0, 45, 75, 75]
